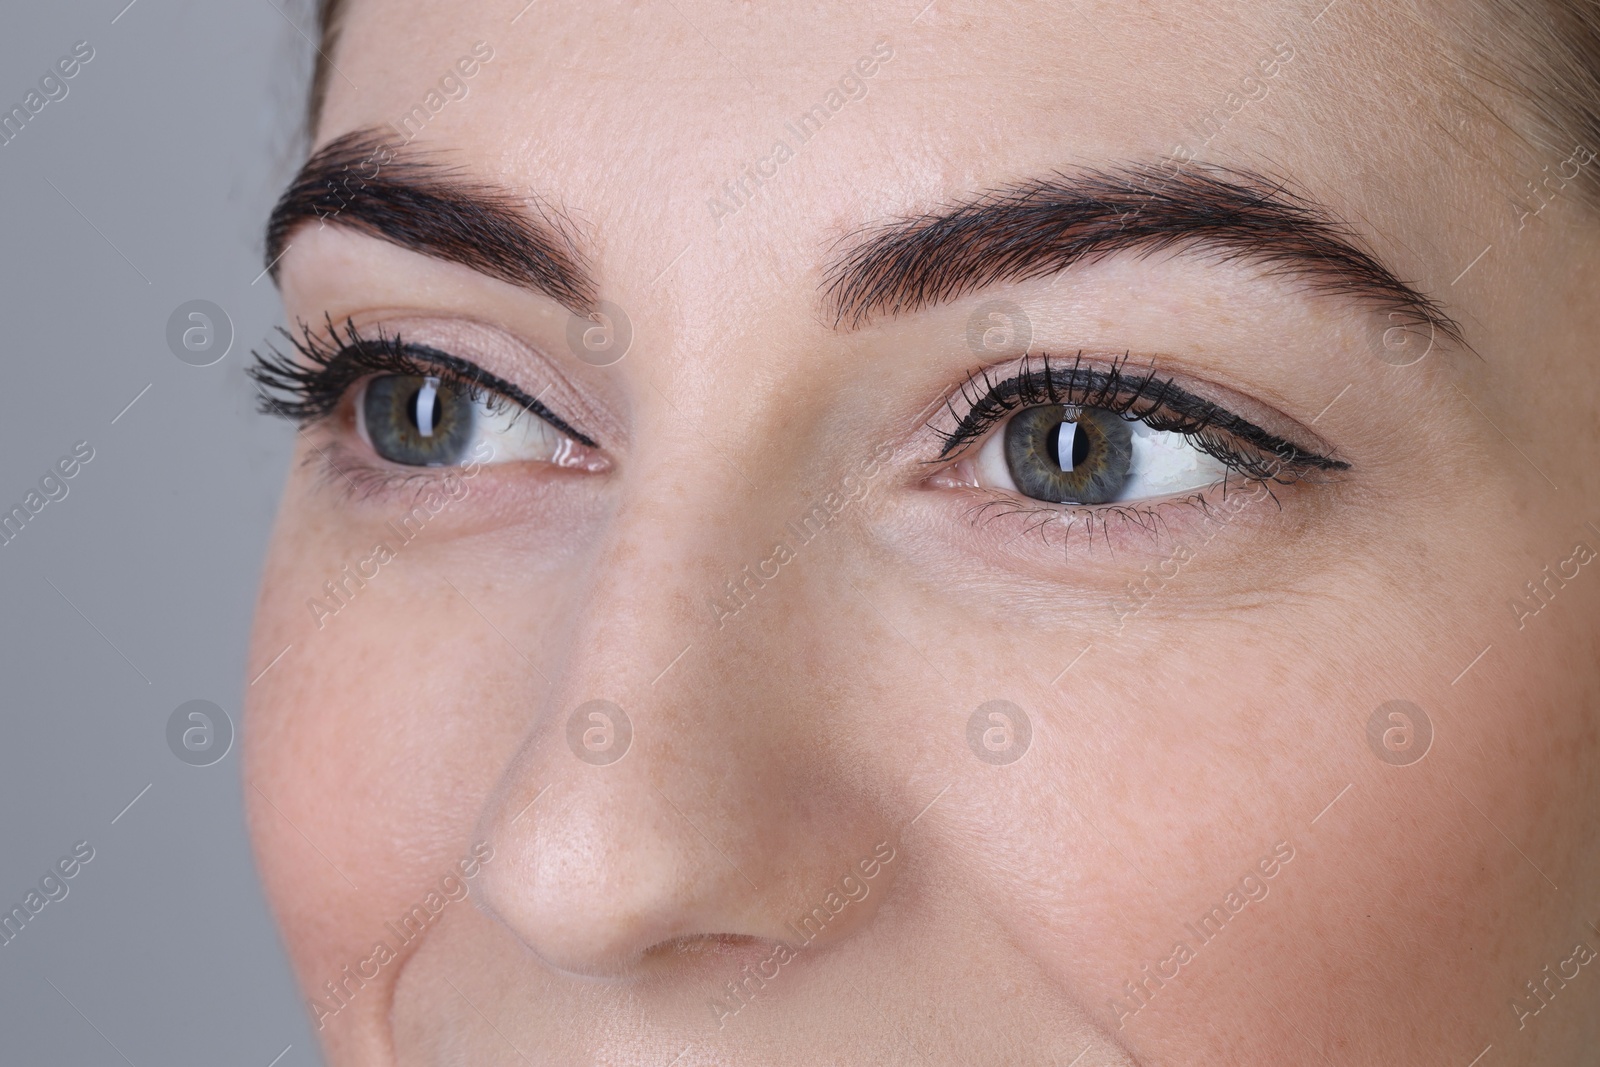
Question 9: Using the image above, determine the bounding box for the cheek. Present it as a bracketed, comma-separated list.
[919, 563, 1600, 1062]
[244, 493, 549, 1037]
[244, 429, 1600, 1060]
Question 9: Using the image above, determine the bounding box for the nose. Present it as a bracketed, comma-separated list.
[473, 457, 898, 979]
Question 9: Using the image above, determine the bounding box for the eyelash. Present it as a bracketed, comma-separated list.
[246, 316, 598, 449]
[925, 353, 1349, 544]
[935, 352, 1347, 482]
[249, 325, 1343, 544]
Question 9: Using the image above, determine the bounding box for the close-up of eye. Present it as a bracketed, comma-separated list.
[358, 373, 473, 466]
[355, 371, 586, 468]
[977, 403, 1241, 504]
[247, 319, 606, 478]
[988, 403, 1142, 504]
[932, 356, 1348, 510]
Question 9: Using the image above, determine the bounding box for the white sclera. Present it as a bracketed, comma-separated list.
[468, 396, 574, 464]
[1117, 420, 1230, 499]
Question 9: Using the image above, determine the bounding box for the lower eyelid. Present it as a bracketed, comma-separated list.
[943, 473, 1301, 557]
[921, 414, 1340, 561]
[295, 436, 450, 502]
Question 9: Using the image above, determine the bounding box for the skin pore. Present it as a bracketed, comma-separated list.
[243, 1, 1600, 1064]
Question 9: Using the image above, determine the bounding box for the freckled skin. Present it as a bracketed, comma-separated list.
[245, 1, 1600, 1063]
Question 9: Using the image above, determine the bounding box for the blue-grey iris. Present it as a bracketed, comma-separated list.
[363, 374, 475, 466]
[1003, 404, 1134, 503]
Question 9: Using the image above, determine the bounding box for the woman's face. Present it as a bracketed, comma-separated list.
[245, 1, 1600, 1063]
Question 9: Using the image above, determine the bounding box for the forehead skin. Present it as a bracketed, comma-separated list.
[247, 1, 1600, 1065]
[318, 1, 1475, 304]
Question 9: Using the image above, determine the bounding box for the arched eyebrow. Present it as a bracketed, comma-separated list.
[266, 144, 1460, 348]
[822, 163, 1463, 346]
[263, 128, 596, 315]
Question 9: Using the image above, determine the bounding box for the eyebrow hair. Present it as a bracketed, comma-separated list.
[822, 163, 1464, 346]
[263, 128, 596, 313]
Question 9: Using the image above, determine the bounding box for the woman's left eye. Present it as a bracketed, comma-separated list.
[928, 357, 1349, 509]
[357, 373, 582, 468]
[972, 403, 1231, 504]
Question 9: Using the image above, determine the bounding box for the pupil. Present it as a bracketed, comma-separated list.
[407, 388, 443, 433]
[1045, 418, 1093, 471]
[1071, 420, 1090, 467]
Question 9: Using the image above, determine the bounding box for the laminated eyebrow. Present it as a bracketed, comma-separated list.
[824, 162, 1463, 349]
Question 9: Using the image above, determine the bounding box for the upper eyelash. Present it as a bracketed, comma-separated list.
[250, 329, 1335, 497]
[934, 352, 1349, 482]
[247, 316, 599, 449]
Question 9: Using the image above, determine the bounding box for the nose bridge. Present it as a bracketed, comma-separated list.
[474, 425, 891, 977]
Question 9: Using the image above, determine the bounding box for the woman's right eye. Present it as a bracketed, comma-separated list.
[356, 372, 591, 469]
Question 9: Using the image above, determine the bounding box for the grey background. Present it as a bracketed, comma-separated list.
[1, 1, 315, 1062]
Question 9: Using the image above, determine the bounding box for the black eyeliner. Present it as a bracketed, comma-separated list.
[936, 353, 1348, 479]
[248, 317, 599, 450]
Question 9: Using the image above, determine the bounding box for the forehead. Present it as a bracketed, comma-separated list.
[317, 1, 1468, 291]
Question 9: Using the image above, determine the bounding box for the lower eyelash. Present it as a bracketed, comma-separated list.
[957, 467, 1296, 553]
[296, 433, 485, 508]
